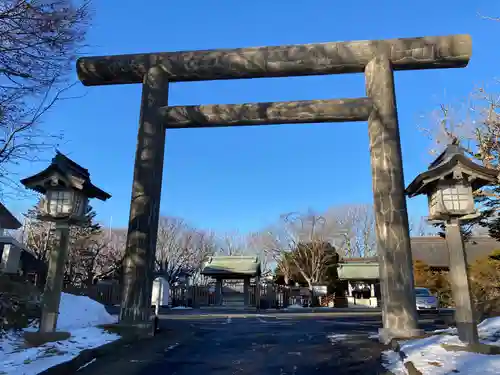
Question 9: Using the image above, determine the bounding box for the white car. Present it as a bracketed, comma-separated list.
[415, 287, 439, 312]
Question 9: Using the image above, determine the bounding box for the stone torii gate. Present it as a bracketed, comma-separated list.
[76, 34, 472, 342]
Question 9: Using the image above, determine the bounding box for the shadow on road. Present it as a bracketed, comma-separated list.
[88, 310, 451, 375]
[141, 314, 391, 375]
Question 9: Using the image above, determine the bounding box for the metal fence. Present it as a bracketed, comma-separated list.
[62, 282, 322, 309]
[170, 284, 313, 309]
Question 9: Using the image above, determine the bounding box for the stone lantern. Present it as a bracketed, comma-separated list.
[406, 142, 498, 221]
[21, 152, 110, 224]
[406, 141, 499, 344]
[20, 151, 110, 335]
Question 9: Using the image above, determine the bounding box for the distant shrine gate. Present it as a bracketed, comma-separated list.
[200, 256, 261, 308]
[77, 34, 472, 340]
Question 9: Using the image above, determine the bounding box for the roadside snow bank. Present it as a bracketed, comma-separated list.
[56, 293, 118, 330]
[0, 293, 119, 375]
[381, 316, 500, 375]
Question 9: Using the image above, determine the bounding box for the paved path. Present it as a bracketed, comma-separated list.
[81, 312, 445, 375]
[141, 314, 395, 375]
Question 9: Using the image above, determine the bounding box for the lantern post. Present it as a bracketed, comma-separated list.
[406, 141, 499, 344]
[21, 152, 111, 334]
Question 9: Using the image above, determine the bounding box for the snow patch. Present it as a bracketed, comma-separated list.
[328, 333, 348, 343]
[171, 306, 193, 310]
[381, 350, 407, 375]
[381, 316, 500, 375]
[57, 293, 117, 330]
[347, 303, 377, 309]
[0, 293, 120, 375]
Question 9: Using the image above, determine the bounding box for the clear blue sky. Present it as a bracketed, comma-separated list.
[7, 0, 500, 233]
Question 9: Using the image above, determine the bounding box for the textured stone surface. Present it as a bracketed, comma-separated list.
[162, 98, 372, 128]
[23, 331, 71, 347]
[40, 223, 70, 332]
[77, 34, 471, 86]
[119, 67, 169, 324]
[445, 220, 479, 344]
[365, 55, 420, 341]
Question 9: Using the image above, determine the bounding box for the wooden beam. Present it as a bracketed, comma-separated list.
[161, 98, 372, 128]
[77, 34, 472, 86]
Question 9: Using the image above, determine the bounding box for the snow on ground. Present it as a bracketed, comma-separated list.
[381, 316, 500, 375]
[347, 303, 378, 309]
[328, 333, 348, 343]
[171, 306, 193, 310]
[284, 304, 304, 310]
[0, 293, 120, 375]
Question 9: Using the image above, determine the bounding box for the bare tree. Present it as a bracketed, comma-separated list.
[477, 10, 499, 22]
[19, 204, 55, 264]
[408, 216, 435, 237]
[155, 217, 192, 283]
[155, 216, 216, 284]
[325, 204, 376, 258]
[217, 231, 248, 255]
[0, 0, 92, 196]
[268, 210, 339, 290]
[65, 225, 128, 287]
[246, 231, 275, 278]
[418, 10, 499, 234]
[18, 204, 125, 287]
[255, 226, 294, 284]
[188, 229, 217, 285]
[93, 228, 126, 281]
[418, 84, 500, 237]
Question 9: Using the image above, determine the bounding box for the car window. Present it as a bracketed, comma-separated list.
[415, 288, 431, 296]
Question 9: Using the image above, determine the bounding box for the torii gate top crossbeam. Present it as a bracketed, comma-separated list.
[76, 34, 471, 86]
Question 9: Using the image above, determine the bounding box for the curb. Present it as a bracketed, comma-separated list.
[37, 325, 159, 375]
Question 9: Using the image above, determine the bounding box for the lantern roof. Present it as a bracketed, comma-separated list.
[20, 151, 111, 201]
[406, 141, 499, 198]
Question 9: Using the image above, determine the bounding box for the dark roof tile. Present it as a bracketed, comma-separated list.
[410, 236, 498, 267]
[342, 236, 499, 268]
[0, 202, 21, 230]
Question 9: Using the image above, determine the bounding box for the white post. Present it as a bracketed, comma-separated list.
[370, 283, 375, 297]
[155, 280, 162, 316]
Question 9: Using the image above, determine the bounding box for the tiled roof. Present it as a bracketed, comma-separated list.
[20, 151, 111, 201]
[342, 236, 499, 268]
[201, 256, 261, 277]
[0, 202, 21, 230]
[410, 236, 498, 267]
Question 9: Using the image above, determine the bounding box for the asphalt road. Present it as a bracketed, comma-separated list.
[82, 312, 446, 375]
[147, 314, 390, 375]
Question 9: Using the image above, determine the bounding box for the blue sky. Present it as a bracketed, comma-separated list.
[7, 0, 500, 233]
